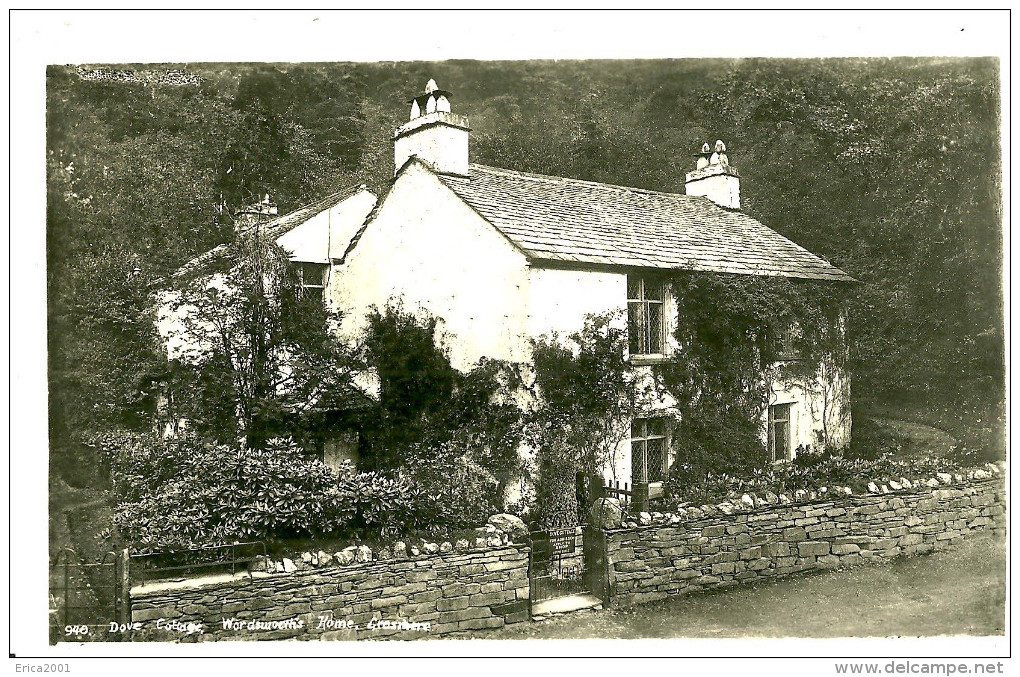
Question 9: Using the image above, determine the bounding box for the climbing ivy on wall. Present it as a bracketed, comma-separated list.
[359, 301, 526, 497]
[522, 286, 851, 514]
[657, 272, 852, 486]
[527, 311, 652, 526]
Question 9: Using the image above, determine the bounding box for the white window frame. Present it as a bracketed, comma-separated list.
[631, 417, 672, 489]
[627, 274, 668, 362]
[768, 403, 793, 462]
[296, 262, 328, 304]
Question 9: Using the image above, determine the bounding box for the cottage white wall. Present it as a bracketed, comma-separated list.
[275, 189, 377, 263]
[526, 267, 627, 339]
[770, 362, 852, 457]
[155, 274, 232, 363]
[331, 163, 531, 371]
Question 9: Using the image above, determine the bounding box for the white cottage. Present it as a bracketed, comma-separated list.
[331, 80, 854, 491]
[165, 78, 854, 494]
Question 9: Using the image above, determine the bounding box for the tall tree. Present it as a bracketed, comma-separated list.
[162, 231, 362, 450]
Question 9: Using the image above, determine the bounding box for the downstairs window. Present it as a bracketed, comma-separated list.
[631, 417, 670, 484]
[768, 403, 792, 462]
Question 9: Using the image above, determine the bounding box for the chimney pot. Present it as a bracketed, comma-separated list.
[393, 79, 470, 176]
[685, 139, 740, 209]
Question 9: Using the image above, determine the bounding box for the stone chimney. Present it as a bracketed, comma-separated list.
[393, 79, 470, 176]
[233, 193, 278, 232]
[684, 140, 740, 209]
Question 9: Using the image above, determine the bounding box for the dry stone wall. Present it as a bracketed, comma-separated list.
[131, 544, 530, 641]
[128, 471, 1005, 641]
[605, 475, 1006, 607]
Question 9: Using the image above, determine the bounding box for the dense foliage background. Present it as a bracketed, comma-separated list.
[48, 58, 1003, 469]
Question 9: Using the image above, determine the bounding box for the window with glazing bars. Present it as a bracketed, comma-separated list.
[631, 417, 669, 483]
[297, 262, 327, 305]
[627, 276, 665, 356]
[768, 403, 792, 462]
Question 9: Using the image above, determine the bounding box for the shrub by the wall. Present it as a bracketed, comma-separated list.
[103, 434, 429, 552]
[661, 447, 962, 509]
[533, 438, 581, 529]
[400, 446, 502, 534]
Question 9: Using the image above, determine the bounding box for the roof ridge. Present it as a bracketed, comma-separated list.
[465, 163, 706, 202]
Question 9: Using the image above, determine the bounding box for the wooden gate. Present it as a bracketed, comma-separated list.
[49, 548, 129, 643]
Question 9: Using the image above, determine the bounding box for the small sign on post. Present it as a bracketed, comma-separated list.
[531, 527, 577, 561]
[547, 527, 577, 556]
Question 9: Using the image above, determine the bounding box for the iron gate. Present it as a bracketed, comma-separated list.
[529, 525, 589, 602]
[49, 548, 129, 643]
[526, 472, 615, 607]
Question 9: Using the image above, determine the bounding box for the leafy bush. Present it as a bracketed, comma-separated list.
[358, 302, 527, 520]
[360, 302, 457, 470]
[527, 311, 643, 478]
[668, 407, 769, 493]
[533, 439, 581, 529]
[99, 433, 430, 552]
[325, 470, 427, 538]
[657, 273, 850, 482]
[399, 444, 502, 533]
[660, 446, 963, 509]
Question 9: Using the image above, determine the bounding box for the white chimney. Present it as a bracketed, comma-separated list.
[393, 79, 470, 176]
[685, 139, 740, 209]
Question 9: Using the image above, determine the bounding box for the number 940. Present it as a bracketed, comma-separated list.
[64, 624, 89, 636]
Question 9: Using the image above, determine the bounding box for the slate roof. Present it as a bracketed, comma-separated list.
[169, 184, 367, 281]
[437, 163, 853, 282]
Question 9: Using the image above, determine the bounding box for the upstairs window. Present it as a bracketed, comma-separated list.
[768, 403, 792, 462]
[296, 262, 327, 305]
[775, 320, 802, 361]
[627, 275, 665, 357]
[631, 417, 670, 484]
